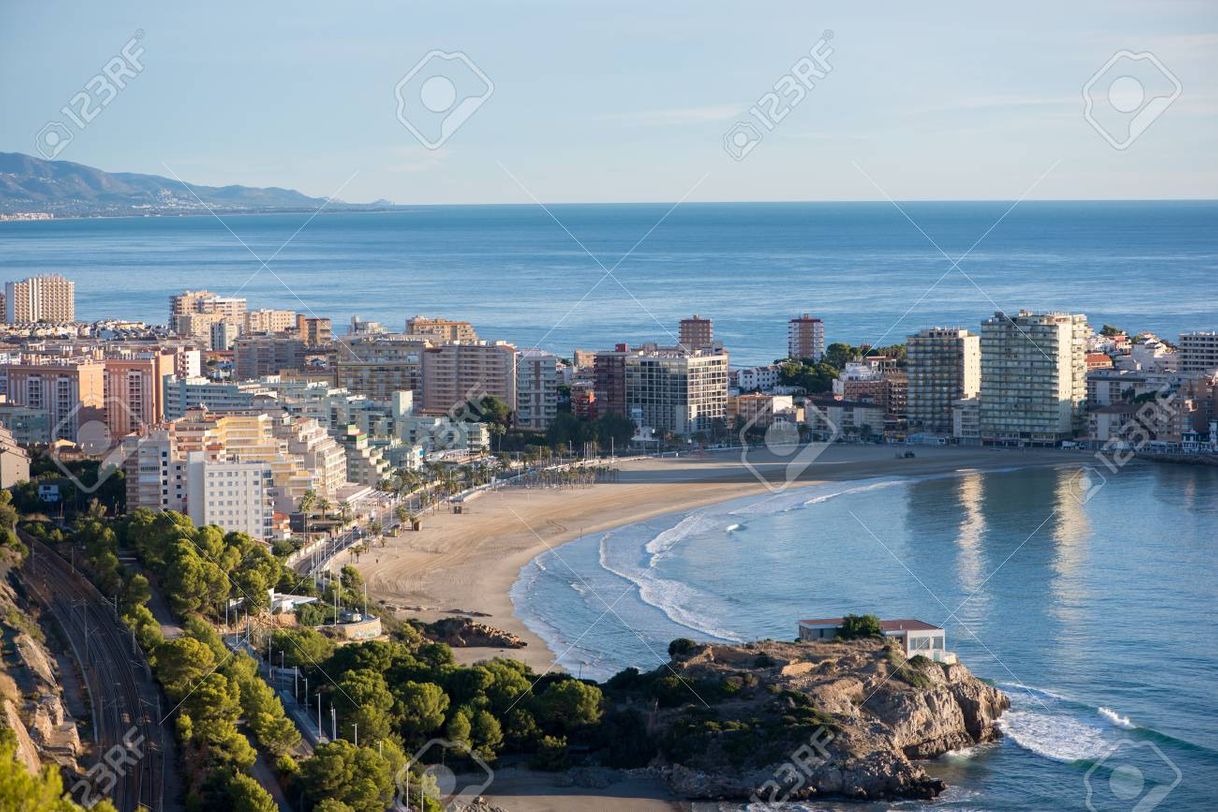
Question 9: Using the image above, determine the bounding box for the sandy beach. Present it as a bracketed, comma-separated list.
[352, 445, 1082, 672]
[342, 444, 1082, 810]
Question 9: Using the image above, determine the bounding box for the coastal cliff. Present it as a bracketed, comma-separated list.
[609, 638, 1007, 802]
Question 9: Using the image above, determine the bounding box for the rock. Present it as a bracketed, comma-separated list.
[631, 638, 1006, 803]
[422, 617, 526, 648]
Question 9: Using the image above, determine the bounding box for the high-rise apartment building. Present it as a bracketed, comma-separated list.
[335, 336, 429, 399]
[788, 314, 825, 361]
[169, 290, 247, 344]
[624, 348, 729, 436]
[592, 344, 632, 419]
[420, 341, 517, 414]
[5, 275, 76, 323]
[1179, 331, 1218, 376]
[405, 316, 478, 343]
[907, 328, 981, 436]
[978, 311, 1088, 444]
[102, 352, 176, 438]
[678, 314, 714, 352]
[515, 350, 560, 431]
[233, 335, 308, 380]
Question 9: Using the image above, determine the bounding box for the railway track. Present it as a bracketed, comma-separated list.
[22, 535, 169, 811]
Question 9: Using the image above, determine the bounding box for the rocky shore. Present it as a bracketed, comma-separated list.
[618, 638, 1008, 802]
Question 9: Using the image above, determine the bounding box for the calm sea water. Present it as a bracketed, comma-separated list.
[511, 463, 1218, 810]
[1, 201, 1216, 365]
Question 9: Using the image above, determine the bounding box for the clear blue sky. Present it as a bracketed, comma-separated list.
[2, 1, 1215, 204]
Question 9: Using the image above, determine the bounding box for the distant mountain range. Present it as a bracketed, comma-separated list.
[0, 152, 392, 217]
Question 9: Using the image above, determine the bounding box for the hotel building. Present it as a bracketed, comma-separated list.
[420, 340, 517, 415]
[5, 275, 75, 323]
[978, 311, 1089, 445]
[623, 347, 729, 436]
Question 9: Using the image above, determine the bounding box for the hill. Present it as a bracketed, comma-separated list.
[0, 152, 385, 217]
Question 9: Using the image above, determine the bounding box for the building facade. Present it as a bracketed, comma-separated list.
[788, 314, 825, 361]
[624, 348, 729, 436]
[906, 328, 981, 436]
[515, 350, 560, 431]
[1179, 332, 1218, 376]
[678, 314, 714, 352]
[978, 311, 1088, 445]
[420, 341, 517, 415]
[5, 275, 75, 323]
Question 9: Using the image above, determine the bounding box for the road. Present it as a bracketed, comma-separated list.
[23, 535, 174, 812]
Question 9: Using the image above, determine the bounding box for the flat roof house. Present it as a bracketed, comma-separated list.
[798, 617, 957, 664]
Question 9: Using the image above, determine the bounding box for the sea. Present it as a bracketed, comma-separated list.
[0, 201, 1215, 366]
[2, 201, 1217, 809]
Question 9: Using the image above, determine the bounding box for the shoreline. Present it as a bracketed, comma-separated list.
[352, 445, 1085, 674]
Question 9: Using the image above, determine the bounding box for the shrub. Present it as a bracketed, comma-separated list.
[837, 614, 883, 640]
[667, 638, 698, 657]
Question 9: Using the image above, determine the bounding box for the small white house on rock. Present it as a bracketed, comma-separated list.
[798, 617, 957, 664]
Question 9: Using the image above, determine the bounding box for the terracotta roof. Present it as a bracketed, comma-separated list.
[799, 618, 941, 632]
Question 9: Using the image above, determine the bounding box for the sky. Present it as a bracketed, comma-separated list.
[2, 1, 1216, 205]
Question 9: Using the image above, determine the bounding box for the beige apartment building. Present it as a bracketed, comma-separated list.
[170, 290, 247, 347]
[295, 315, 333, 347]
[907, 328, 981, 436]
[420, 340, 517, 415]
[5, 275, 75, 323]
[406, 316, 478, 343]
[979, 311, 1088, 445]
[515, 350, 560, 431]
[102, 352, 177, 438]
[788, 313, 825, 361]
[246, 309, 297, 334]
[4, 360, 104, 442]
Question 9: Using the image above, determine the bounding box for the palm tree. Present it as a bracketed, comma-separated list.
[338, 501, 353, 527]
[317, 498, 332, 523]
[300, 489, 317, 538]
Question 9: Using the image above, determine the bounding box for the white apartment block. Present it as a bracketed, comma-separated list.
[979, 311, 1089, 445]
[186, 453, 274, 540]
[515, 350, 560, 431]
[735, 365, 780, 392]
[5, 275, 75, 323]
[907, 328, 981, 436]
[624, 349, 729, 436]
[1179, 332, 1218, 375]
[788, 314, 825, 361]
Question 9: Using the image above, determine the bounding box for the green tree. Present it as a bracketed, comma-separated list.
[271, 627, 335, 668]
[300, 740, 394, 812]
[470, 709, 504, 760]
[535, 680, 602, 732]
[397, 681, 449, 740]
[335, 668, 396, 743]
[155, 637, 217, 698]
[225, 772, 277, 812]
[0, 728, 117, 811]
[838, 613, 884, 640]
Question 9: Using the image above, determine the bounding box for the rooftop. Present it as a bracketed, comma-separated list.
[799, 617, 942, 632]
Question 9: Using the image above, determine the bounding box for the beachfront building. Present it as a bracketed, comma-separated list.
[420, 340, 517, 415]
[907, 328, 981, 437]
[515, 349, 560, 431]
[170, 290, 247, 346]
[797, 617, 956, 663]
[788, 313, 825, 361]
[624, 346, 730, 437]
[978, 311, 1089, 445]
[294, 315, 333, 347]
[733, 393, 797, 430]
[245, 309, 297, 335]
[1179, 331, 1218, 376]
[806, 398, 883, 439]
[4, 274, 75, 323]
